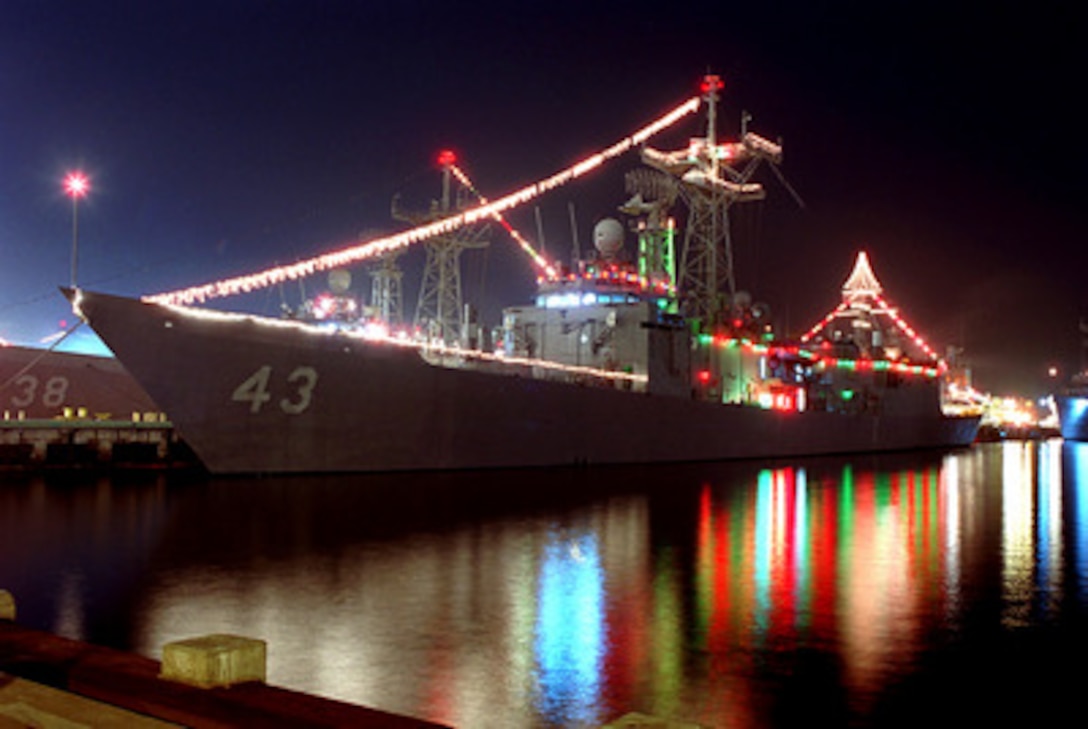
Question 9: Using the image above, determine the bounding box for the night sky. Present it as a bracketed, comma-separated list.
[2, 1, 1084, 394]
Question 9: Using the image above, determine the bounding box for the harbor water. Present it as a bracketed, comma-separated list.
[2, 440, 1086, 727]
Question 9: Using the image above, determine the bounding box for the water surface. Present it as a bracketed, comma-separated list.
[2, 440, 1086, 727]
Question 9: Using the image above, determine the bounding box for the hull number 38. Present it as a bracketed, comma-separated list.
[232, 365, 318, 414]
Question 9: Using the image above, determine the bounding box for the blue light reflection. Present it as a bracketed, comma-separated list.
[534, 531, 605, 727]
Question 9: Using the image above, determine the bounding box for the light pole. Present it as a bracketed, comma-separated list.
[63, 171, 89, 289]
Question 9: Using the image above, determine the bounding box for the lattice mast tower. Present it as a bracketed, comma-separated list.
[640, 74, 782, 328]
[393, 151, 490, 345]
[367, 242, 404, 327]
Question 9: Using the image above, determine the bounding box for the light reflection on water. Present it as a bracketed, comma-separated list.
[2, 441, 1088, 727]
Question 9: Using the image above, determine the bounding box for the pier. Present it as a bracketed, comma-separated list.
[0, 415, 198, 471]
[0, 591, 448, 728]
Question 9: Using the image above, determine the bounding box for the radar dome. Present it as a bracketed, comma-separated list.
[328, 269, 352, 294]
[593, 218, 624, 259]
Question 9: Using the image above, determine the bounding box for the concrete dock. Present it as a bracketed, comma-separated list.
[0, 595, 449, 728]
[0, 417, 199, 471]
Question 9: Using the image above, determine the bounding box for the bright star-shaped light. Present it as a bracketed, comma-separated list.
[64, 172, 90, 198]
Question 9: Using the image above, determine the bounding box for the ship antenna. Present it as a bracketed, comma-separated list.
[534, 206, 546, 257]
[568, 202, 580, 264]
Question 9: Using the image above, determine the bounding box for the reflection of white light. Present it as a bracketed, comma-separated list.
[1002, 442, 1035, 628]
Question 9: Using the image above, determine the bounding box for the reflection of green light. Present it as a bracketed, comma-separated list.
[838, 360, 856, 370]
[794, 469, 811, 630]
[924, 469, 938, 566]
[873, 360, 890, 371]
[652, 549, 684, 713]
[841, 389, 855, 400]
[754, 470, 773, 635]
[875, 472, 891, 511]
[839, 466, 855, 590]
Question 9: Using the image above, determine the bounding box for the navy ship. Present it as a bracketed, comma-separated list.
[1, 343, 159, 421]
[1055, 380, 1088, 441]
[1055, 320, 1088, 441]
[63, 77, 980, 474]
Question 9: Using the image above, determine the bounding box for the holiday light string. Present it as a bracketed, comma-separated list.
[799, 302, 848, 343]
[700, 333, 940, 379]
[144, 96, 701, 306]
[447, 163, 558, 279]
[873, 292, 944, 367]
[799, 295, 946, 370]
[153, 300, 647, 385]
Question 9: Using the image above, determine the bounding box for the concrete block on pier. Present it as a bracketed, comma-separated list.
[0, 591, 14, 621]
[160, 634, 266, 689]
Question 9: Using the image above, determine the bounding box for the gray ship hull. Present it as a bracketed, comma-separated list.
[1, 342, 158, 420]
[1055, 394, 1088, 441]
[71, 290, 980, 474]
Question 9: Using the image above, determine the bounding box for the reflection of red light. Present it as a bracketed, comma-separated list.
[437, 150, 457, 167]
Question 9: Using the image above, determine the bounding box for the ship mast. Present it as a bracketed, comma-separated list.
[640, 73, 781, 329]
[368, 242, 405, 327]
[393, 150, 490, 345]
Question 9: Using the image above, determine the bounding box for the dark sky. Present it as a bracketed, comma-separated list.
[2, 0, 1084, 394]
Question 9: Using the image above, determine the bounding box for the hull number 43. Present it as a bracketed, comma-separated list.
[232, 365, 318, 414]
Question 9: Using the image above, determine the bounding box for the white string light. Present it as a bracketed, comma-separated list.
[144, 96, 701, 306]
[158, 302, 648, 385]
[447, 163, 558, 278]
